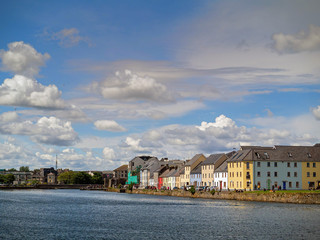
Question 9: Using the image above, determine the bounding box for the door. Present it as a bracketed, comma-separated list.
[283, 181, 286, 190]
[220, 181, 222, 190]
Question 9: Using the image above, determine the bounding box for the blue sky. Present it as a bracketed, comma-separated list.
[0, 0, 319, 171]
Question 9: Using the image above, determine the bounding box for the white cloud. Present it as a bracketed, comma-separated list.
[273, 25, 320, 54]
[197, 115, 236, 131]
[0, 75, 65, 109]
[0, 41, 50, 77]
[312, 105, 320, 120]
[103, 147, 116, 160]
[89, 70, 175, 102]
[94, 120, 126, 132]
[0, 111, 18, 122]
[0, 115, 79, 146]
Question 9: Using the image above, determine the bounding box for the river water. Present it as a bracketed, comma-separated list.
[0, 189, 319, 239]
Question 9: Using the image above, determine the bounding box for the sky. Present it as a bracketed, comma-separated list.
[0, 0, 320, 171]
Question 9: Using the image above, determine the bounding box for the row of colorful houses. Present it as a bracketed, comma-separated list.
[113, 143, 320, 191]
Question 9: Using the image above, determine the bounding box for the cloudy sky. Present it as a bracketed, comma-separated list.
[0, 0, 319, 171]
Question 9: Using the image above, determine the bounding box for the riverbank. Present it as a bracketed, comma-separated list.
[113, 188, 320, 204]
[0, 184, 103, 190]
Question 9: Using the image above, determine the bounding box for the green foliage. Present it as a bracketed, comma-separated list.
[58, 171, 74, 184]
[210, 189, 216, 195]
[8, 168, 17, 171]
[71, 172, 92, 184]
[118, 184, 122, 188]
[0, 174, 15, 184]
[128, 182, 134, 191]
[31, 180, 40, 185]
[189, 185, 195, 195]
[19, 166, 30, 172]
[91, 172, 103, 184]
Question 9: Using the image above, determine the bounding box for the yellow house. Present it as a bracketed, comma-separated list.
[181, 154, 206, 186]
[227, 148, 254, 190]
[201, 153, 228, 187]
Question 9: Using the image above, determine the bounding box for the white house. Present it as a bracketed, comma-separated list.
[214, 161, 228, 190]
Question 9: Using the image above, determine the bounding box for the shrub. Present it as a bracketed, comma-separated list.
[189, 185, 195, 195]
[128, 182, 134, 191]
[210, 189, 215, 195]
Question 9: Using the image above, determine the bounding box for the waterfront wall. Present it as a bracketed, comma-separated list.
[127, 189, 320, 204]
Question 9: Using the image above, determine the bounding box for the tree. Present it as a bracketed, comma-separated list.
[71, 172, 92, 184]
[4, 174, 15, 184]
[8, 168, 17, 171]
[91, 172, 103, 184]
[19, 166, 30, 172]
[0, 174, 5, 183]
[58, 171, 74, 184]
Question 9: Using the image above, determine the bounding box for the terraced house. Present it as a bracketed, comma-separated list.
[201, 153, 228, 187]
[228, 144, 320, 190]
[181, 154, 206, 187]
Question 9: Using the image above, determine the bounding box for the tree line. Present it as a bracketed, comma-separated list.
[58, 171, 103, 184]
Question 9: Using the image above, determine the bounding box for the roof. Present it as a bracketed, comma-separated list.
[202, 153, 224, 165]
[228, 145, 320, 162]
[159, 168, 171, 178]
[215, 161, 228, 172]
[185, 154, 205, 166]
[114, 165, 128, 171]
[174, 167, 185, 177]
[190, 162, 202, 174]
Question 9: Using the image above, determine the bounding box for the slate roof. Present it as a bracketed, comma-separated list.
[190, 162, 202, 174]
[228, 145, 320, 162]
[185, 154, 205, 166]
[215, 161, 228, 172]
[114, 165, 128, 171]
[202, 153, 224, 165]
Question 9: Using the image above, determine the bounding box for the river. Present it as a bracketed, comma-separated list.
[0, 189, 319, 239]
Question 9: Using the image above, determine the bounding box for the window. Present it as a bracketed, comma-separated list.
[267, 162, 270, 167]
[240, 172, 242, 177]
[307, 172, 310, 177]
[236, 172, 238, 177]
[307, 162, 310, 168]
[287, 162, 290, 167]
[240, 182, 242, 188]
[246, 181, 250, 187]
[236, 162, 238, 168]
[264, 152, 269, 159]
[246, 162, 250, 169]
[307, 153, 312, 158]
[274, 172, 278, 177]
[287, 172, 291, 177]
[257, 162, 261, 167]
[313, 172, 316, 177]
[267, 172, 271, 177]
[289, 182, 292, 188]
[256, 152, 261, 159]
[294, 172, 298, 177]
[274, 162, 278, 167]
[274, 181, 278, 188]
[313, 163, 316, 168]
[296, 182, 299, 188]
[240, 162, 242, 167]
[288, 152, 292, 157]
[294, 162, 297, 168]
[257, 171, 261, 177]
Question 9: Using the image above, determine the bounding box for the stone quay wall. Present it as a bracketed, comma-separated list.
[124, 189, 320, 204]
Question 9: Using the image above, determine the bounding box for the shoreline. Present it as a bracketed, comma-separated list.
[2, 185, 320, 204]
[117, 188, 320, 204]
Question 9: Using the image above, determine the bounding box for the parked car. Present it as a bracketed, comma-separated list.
[173, 187, 178, 190]
[195, 186, 204, 191]
[186, 185, 193, 190]
[160, 186, 167, 190]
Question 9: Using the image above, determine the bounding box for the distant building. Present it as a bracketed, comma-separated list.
[47, 172, 57, 184]
[113, 165, 128, 186]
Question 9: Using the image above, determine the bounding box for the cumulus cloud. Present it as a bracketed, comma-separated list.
[0, 111, 19, 122]
[103, 147, 116, 160]
[312, 105, 320, 120]
[0, 41, 50, 77]
[50, 28, 87, 47]
[272, 25, 320, 54]
[94, 120, 126, 132]
[0, 115, 79, 146]
[89, 70, 174, 102]
[0, 75, 65, 109]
